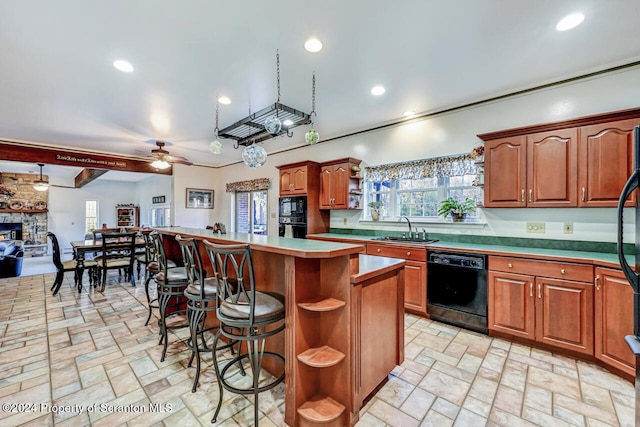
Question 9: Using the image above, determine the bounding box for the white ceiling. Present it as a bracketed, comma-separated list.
[0, 0, 639, 175]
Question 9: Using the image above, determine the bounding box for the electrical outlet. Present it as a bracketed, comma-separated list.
[564, 222, 573, 234]
[526, 222, 545, 233]
[343, 217, 347, 225]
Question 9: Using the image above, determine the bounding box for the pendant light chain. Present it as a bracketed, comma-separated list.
[311, 72, 316, 118]
[276, 50, 281, 103]
[214, 99, 219, 135]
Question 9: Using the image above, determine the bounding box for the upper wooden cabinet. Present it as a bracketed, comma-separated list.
[278, 162, 311, 196]
[319, 158, 362, 210]
[578, 118, 637, 207]
[480, 108, 640, 208]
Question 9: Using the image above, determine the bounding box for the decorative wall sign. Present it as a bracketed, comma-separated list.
[186, 188, 213, 209]
[152, 196, 166, 204]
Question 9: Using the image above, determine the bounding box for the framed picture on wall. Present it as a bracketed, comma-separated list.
[186, 188, 214, 209]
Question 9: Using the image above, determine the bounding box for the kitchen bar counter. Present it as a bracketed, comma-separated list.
[308, 232, 632, 269]
[154, 227, 404, 426]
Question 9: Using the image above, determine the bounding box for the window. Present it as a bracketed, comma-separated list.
[151, 204, 171, 227]
[235, 190, 268, 235]
[365, 154, 482, 221]
[85, 200, 98, 234]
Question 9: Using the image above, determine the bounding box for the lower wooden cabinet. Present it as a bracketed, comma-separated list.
[488, 256, 594, 355]
[594, 267, 635, 376]
[366, 243, 427, 315]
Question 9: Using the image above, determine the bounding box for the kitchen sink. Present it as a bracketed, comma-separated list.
[371, 236, 439, 245]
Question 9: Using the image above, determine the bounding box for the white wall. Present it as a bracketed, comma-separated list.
[135, 174, 173, 226]
[172, 164, 221, 229]
[197, 65, 640, 244]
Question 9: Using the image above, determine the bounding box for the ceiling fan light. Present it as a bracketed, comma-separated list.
[150, 159, 171, 170]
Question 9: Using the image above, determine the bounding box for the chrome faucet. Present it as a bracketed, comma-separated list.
[399, 216, 412, 238]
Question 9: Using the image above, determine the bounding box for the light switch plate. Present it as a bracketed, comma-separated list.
[526, 222, 545, 233]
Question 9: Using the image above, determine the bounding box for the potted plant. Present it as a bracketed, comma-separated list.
[438, 197, 476, 222]
[368, 201, 383, 221]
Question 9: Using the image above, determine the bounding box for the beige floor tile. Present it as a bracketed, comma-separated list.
[419, 370, 471, 406]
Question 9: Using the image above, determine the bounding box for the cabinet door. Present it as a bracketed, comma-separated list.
[484, 136, 527, 207]
[595, 268, 635, 376]
[291, 166, 308, 194]
[488, 271, 535, 339]
[403, 260, 427, 315]
[526, 128, 578, 207]
[535, 277, 593, 355]
[578, 119, 638, 207]
[332, 164, 350, 209]
[319, 166, 333, 209]
[279, 169, 293, 195]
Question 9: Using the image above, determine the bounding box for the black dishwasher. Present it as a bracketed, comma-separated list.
[427, 251, 488, 334]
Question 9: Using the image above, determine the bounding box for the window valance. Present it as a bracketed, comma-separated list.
[226, 178, 270, 193]
[364, 153, 476, 182]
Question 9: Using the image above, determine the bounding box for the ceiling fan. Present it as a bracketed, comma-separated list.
[148, 141, 193, 169]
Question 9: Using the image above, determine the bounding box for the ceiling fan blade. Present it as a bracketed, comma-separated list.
[168, 155, 193, 166]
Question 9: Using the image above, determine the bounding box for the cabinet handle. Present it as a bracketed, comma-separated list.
[595, 274, 600, 290]
[582, 187, 586, 201]
[508, 263, 513, 268]
[521, 189, 525, 202]
[406, 252, 411, 256]
[528, 189, 533, 203]
[377, 249, 381, 253]
[530, 282, 533, 297]
[537, 283, 541, 299]
[560, 269, 566, 275]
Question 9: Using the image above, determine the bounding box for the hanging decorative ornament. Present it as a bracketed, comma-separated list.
[210, 98, 223, 154]
[264, 115, 282, 134]
[305, 71, 320, 145]
[242, 143, 267, 168]
[265, 50, 283, 135]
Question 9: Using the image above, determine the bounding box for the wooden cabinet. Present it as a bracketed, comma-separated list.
[116, 205, 139, 228]
[366, 243, 427, 315]
[320, 158, 362, 210]
[594, 267, 635, 376]
[278, 163, 309, 196]
[483, 129, 577, 207]
[480, 108, 640, 208]
[489, 256, 594, 355]
[578, 118, 638, 207]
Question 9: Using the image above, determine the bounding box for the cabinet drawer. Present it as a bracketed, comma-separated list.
[489, 256, 593, 282]
[366, 244, 426, 261]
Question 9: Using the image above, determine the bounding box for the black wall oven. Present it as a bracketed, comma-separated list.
[427, 251, 488, 333]
[279, 196, 307, 239]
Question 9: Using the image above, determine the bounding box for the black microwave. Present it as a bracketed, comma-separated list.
[279, 196, 307, 218]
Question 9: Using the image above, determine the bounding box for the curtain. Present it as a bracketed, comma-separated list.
[225, 178, 270, 193]
[364, 153, 477, 182]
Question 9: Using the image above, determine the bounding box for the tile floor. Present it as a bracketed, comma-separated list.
[0, 270, 636, 426]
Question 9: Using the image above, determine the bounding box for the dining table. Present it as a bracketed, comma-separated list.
[70, 236, 146, 292]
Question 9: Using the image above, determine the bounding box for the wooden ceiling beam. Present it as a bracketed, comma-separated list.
[74, 168, 109, 188]
[0, 140, 172, 174]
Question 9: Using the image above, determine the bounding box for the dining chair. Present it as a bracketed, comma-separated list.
[203, 240, 285, 426]
[94, 231, 137, 291]
[48, 232, 97, 295]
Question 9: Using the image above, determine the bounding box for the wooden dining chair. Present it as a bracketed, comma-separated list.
[48, 232, 97, 295]
[94, 231, 137, 291]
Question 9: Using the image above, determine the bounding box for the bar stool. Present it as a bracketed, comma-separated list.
[176, 235, 239, 392]
[203, 240, 285, 426]
[151, 232, 189, 362]
[139, 230, 177, 325]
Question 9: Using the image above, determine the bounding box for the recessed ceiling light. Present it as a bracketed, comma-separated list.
[402, 111, 416, 117]
[218, 96, 231, 105]
[371, 85, 385, 96]
[113, 59, 134, 73]
[556, 13, 585, 31]
[304, 38, 323, 53]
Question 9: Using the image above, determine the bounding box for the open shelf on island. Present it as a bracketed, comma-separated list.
[297, 297, 346, 312]
[297, 394, 345, 424]
[297, 345, 345, 368]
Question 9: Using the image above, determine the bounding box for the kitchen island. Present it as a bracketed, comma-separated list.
[154, 227, 405, 427]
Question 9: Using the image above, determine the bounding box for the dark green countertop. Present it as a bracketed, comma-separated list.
[308, 233, 633, 269]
